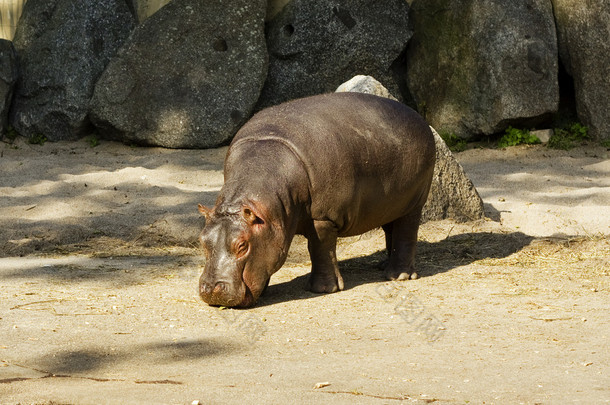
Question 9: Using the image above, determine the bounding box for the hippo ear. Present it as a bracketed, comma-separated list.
[198, 204, 213, 219]
[242, 205, 265, 227]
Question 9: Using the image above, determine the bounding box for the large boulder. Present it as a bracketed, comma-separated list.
[552, 0, 610, 140]
[10, 0, 135, 141]
[90, 0, 268, 149]
[406, 0, 558, 138]
[258, 0, 411, 109]
[0, 39, 17, 137]
[337, 75, 485, 223]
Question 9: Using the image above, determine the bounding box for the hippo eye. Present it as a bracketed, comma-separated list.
[235, 241, 249, 258]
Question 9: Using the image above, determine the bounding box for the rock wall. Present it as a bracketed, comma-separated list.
[0, 40, 17, 135]
[90, 0, 268, 149]
[406, 0, 558, 137]
[551, 0, 610, 141]
[257, 0, 412, 109]
[10, 0, 135, 141]
[0, 0, 608, 147]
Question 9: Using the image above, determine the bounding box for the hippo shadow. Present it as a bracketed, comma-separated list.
[258, 231, 534, 307]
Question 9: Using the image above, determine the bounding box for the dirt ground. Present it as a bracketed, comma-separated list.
[0, 138, 608, 404]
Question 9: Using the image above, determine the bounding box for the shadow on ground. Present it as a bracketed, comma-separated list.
[1, 230, 534, 305]
[257, 231, 534, 307]
[0, 189, 216, 258]
[0, 254, 202, 287]
[2, 339, 245, 384]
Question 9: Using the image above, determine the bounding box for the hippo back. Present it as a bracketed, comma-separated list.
[229, 92, 436, 236]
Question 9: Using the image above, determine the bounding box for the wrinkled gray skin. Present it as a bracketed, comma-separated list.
[198, 93, 436, 307]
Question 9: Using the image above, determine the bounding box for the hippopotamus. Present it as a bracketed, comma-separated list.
[197, 92, 436, 307]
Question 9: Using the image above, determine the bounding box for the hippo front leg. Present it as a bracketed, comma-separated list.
[383, 212, 422, 281]
[305, 220, 344, 293]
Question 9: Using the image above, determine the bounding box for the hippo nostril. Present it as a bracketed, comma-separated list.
[213, 281, 228, 295]
[200, 281, 213, 296]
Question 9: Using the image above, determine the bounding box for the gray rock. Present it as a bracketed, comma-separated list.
[10, 0, 135, 141]
[531, 129, 552, 144]
[90, 0, 268, 149]
[125, 0, 138, 21]
[258, 0, 411, 109]
[552, 0, 610, 140]
[336, 75, 485, 222]
[406, 0, 558, 138]
[423, 126, 485, 222]
[0, 39, 17, 137]
[336, 75, 396, 100]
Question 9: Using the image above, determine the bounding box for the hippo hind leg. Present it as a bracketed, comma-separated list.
[305, 220, 344, 293]
[382, 211, 422, 281]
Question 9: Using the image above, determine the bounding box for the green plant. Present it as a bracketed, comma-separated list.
[549, 122, 589, 150]
[439, 131, 467, 152]
[498, 126, 540, 148]
[601, 139, 610, 148]
[4, 125, 18, 141]
[85, 135, 100, 148]
[28, 133, 47, 145]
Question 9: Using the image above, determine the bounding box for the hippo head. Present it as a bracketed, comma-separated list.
[197, 202, 287, 307]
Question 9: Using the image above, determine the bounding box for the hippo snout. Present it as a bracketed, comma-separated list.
[199, 277, 246, 307]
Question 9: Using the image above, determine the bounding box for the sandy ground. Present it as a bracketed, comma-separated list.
[0, 138, 608, 404]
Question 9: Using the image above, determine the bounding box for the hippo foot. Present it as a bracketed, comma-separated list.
[384, 265, 418, 281]
[306, 273, 344, 294]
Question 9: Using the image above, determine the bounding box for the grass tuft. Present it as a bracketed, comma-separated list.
[498, 127, 540, 148]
